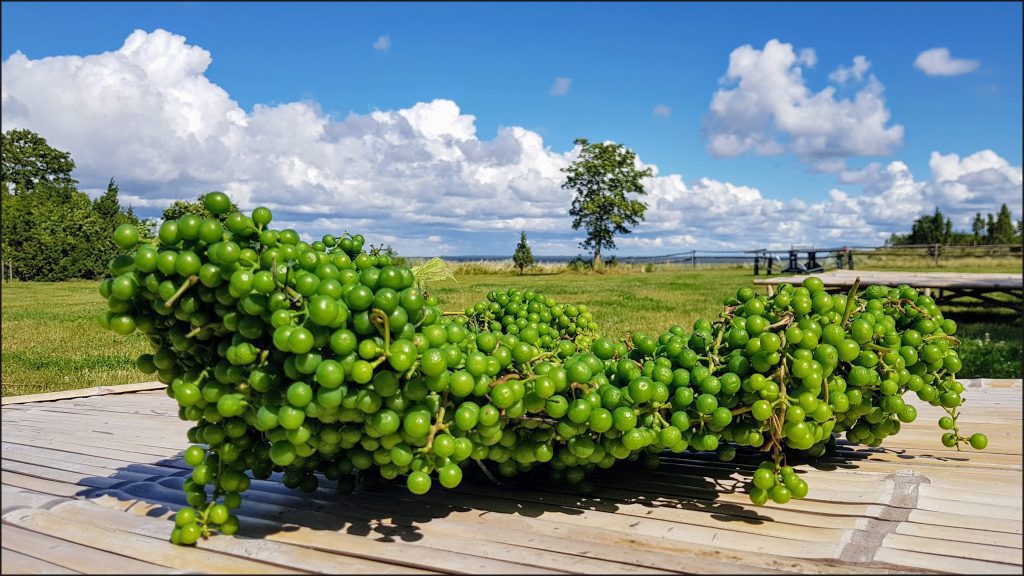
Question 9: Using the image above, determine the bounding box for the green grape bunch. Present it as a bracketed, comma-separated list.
[99, 197, 985, 545]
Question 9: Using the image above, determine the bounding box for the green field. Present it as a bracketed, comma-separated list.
[2, 266, 1020, 397]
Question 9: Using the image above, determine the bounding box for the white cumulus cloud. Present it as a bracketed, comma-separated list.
[914, 48, 979, 76]
[705, 39, 904, 172]
[550, 77, 572, 96]
[2, 29, 1019, 256]
[373, 35, 391, 52]
[829, 55, 871, 84]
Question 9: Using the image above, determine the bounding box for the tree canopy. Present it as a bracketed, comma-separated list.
[1, 129, 150, 280]
[562, 138, 652, 267]
[1, 128, 77, 193]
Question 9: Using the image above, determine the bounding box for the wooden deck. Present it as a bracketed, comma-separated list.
[2, 380, 1021, 574]
[753, 270, 1023, 311]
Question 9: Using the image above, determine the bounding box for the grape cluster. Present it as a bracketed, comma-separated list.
[100, 198, 985, 545]
[462, 288, 600, 352]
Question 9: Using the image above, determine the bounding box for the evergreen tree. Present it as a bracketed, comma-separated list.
[513, 230, 534, 275]
[971, 213, 985, 244]
[991, 204, 1015, 244]
[907, 207, 951, 245]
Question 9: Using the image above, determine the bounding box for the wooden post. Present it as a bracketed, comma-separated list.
[691, 250, 695, 270]
[933, 244, 941, 266]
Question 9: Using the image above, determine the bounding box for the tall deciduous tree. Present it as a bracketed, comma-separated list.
[513, 230, 534, 275]
[1, 128, 77, 193]
[562, 138, 652, 267]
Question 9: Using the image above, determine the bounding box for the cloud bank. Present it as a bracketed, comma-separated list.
[705, 40, 904, 172]
[2, 30, 1019, 255]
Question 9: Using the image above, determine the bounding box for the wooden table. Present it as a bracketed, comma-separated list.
[754, 270, 1023, 311]
[2, 381, 1021, 574]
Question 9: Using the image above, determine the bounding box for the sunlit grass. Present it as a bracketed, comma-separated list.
[2, 264, 1019, 397]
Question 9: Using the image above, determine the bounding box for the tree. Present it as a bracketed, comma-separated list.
[990, 204, 1015, 244]
[971, 213, 985, 244]
[513, 230, 534, 275]
[562, 138, 652, 267]
[1, 128, 77, 194]
[0, 129, 150, 280]
[904, 207, 952, 245]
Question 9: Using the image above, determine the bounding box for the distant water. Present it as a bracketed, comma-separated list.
[406, 255, 753, 265]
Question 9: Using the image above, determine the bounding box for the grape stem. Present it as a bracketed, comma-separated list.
[894, 298, 932, 317]
[424, 395, 448, 451]
[186, 323, 222, 339]
[474, 459, 506, 487]
[767, 313, 795, 330]
[369, 308, 391, 353]
[491, 373, 523, 387]
[515, 415, 559, 426]
[841, 277, 861, 327]
[165, 276, 199, 307]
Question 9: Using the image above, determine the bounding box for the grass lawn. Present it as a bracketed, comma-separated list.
[2, 264, 1020, 397]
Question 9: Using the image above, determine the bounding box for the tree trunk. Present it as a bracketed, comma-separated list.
[593, 248, 603, 269]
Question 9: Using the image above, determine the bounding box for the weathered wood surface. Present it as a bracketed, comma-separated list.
[2, 381, 1021, 574]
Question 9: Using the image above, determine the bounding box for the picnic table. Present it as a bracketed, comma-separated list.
[753, 270, 1023, 311]
[2, 380, 1021, 574]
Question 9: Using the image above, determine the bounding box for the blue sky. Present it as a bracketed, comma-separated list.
[2, 2, 1021, 255]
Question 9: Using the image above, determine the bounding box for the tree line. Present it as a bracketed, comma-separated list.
[0, 129, 248, 281]
[886, 205, 1023, 247]
[1, 129, 153, 281]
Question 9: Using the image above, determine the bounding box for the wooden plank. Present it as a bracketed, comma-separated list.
[873, 546, 1022, 574]
[1, 442, 188, 478]
[881, 532, 1023, 567]
[89, 481, 638, 574]
[49, 500, 436, 576]
[1, 481, 70, 508]
[894, 521, 1023, 549]
[0, 547, 80, 574]
[135, 475, 850, 562]
[2, 470, 88, 498]
[1, 382, 165, 405]
[907, 510, 1022, 535]
[0, 436, 187, 473]
[1, 429, 184, 459]
[1, 524, 175, 574]
[85, 488, 567, 575]
[2, 507, 303, 574]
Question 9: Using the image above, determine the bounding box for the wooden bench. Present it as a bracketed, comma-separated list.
[754, 270, 1023, 311]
